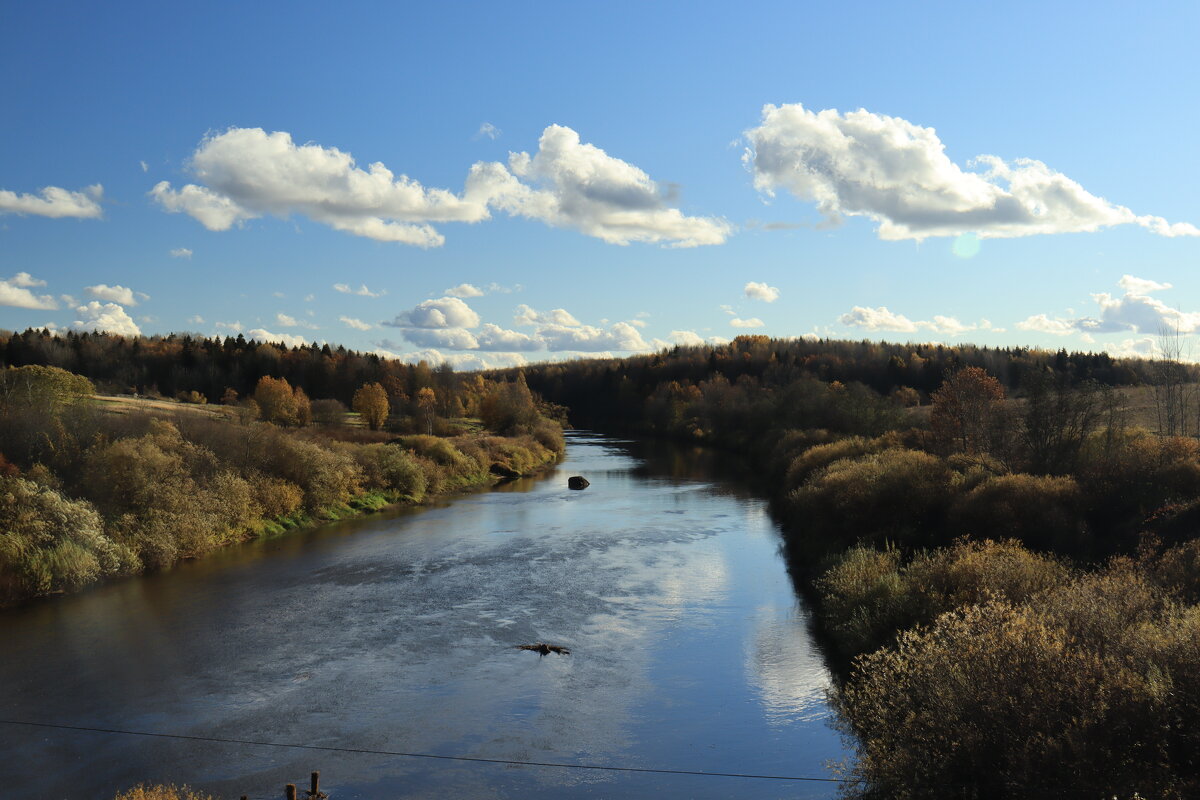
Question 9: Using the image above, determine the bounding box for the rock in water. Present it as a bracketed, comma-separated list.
[517, 643, 571, 656]
[568, 476, 589, 490]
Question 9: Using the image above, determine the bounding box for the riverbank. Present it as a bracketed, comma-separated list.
[0, 386, 563, 608]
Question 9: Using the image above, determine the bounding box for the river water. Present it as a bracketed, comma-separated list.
[1, 433, 847, 799]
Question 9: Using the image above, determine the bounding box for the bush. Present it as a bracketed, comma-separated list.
[788, 448, 954, 547]
[949, 473, 1086, 552]
[837, 600, 1169, 799]
[0, 475, 135, 601]
[113, 785, 217, 800]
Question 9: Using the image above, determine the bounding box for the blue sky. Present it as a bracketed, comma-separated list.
[3, 1, 1199, 368]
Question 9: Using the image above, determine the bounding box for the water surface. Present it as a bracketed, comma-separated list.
[0, 432, 846, 798]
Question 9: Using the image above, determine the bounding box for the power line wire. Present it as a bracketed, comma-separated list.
[0, 718, 844, 784]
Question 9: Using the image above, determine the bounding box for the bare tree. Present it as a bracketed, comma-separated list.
[1153, 323, 1193, 436]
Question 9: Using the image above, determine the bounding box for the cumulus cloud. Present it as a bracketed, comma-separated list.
[513, 303, 581, 327]
[170, 247, 193, 259]
[151, 127, 490, 247]
[1016, 314, 1084, 336]
[275, 313, 318, 329]
[374, 343, 530, 371]
[744, 281, 781, 302]
[469, 124, 732, 247]
[476, 122, 501, 140]
[339, 316, 373, 331]
[744, 103, 1200, 241]
[444, 283, 484, 298]
[11, 272, 46, 288]
[151, 125, 730, 248]
[0, 273, 57, 309]
[538, 321, 650, 352]
[246, 329, 311, 348]
[655, 330, 731, 348]
[399, 327, 480, 350]
[475, 323, 543, 351]
[839, 306, 919, 332]
[840, 305, 985, 337]
[386, 296, 481, 329]
[333, 282, 386, 298]
[0, 184, 103, 219]
[85, 284, 141, 306]
[730, 317, 765, 329]
[72, 301, 140, 336]
[1019, 275, 1200, 338]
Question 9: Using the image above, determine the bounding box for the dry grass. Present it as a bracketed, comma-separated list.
[113, 784, 217, 800]
[92, 394, 236, 420]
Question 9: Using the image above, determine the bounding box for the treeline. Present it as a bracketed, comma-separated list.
[2, 328, 472, 422]
[511, 334, 1174, 431]
[0, 364, 563, 607]
[513, 336, 1200, 798]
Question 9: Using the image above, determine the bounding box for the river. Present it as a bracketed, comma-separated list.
[0, 432, 847, 799]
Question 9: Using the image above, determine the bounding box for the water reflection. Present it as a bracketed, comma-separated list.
[1, 431, 846, 799]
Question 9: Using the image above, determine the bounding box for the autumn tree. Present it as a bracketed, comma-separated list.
[254, 376, 307, 426]
[930, 366, 1006, 454]
[352, 382, 389, 430]
[416, 387, 437, 435]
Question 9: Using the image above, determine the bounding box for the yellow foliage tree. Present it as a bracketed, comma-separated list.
[353, 382, 389, 430]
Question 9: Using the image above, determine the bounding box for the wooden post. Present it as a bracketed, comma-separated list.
[286, 784, 297, 800]
[310, 772, 320, 797]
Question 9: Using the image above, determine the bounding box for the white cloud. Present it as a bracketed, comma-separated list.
[744, 103, 1200, 241]
[151, 127, 492, 247]
[339, 316, 373, 331]
[444, 282, 485, 298]
[189, 315, 205, 324]
[730, 317, 765, 329]
[72, 301, 140, 336]
[663, 330, 705, 346]
[1020, 274, 1200, 338]
[719, 304, 736, 316]
[151, 125, 731, 248]
[1108, 337, 1158, 358]
[275, 313, 318, 329]
[513, 303, 581, 327]
[477, 122, 501, 140]
[246, 328, 311, 348]
[387, 296, 481, 329]
[0, 184, 103, 219]
[399, 327, 480, 349]
[1015, 314, 1078, 336]
[488, 282, 520, 294]
[627, 319, 647, 328]
[11, 272, 46, 288]
[140, 161, 149, 173]
[85, 284, 140, 306]
[839, 306, 919, 333]
[0, 273, 57, 309]
[470, 124, 732, 247]
[169, 247, 193, 259]
[926, 315, 975, 336]
[840, 305, 985, 337]
[374, 343, 529, 370]
[538, 321, 650, 352]
[472, 323, 541, 351]
[333, 282, 386, 297]
[744, 281, 781, 302]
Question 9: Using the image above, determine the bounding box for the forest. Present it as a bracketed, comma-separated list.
[7, 327, 1200, 797]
